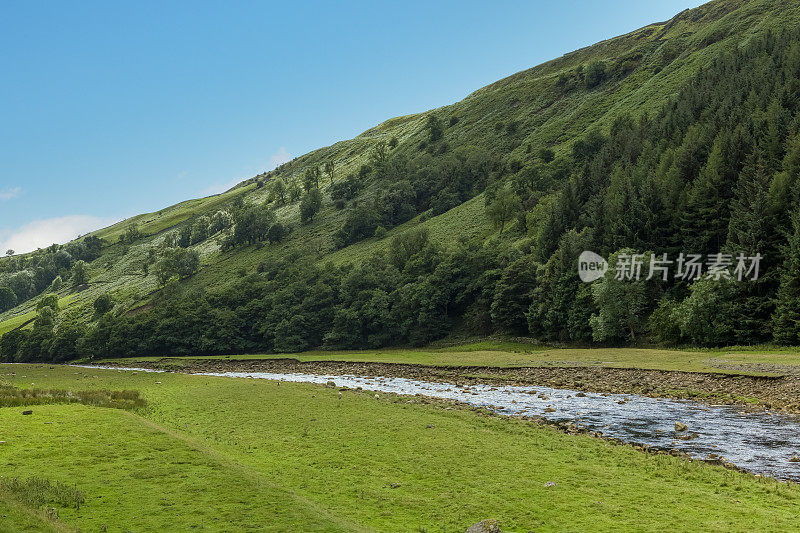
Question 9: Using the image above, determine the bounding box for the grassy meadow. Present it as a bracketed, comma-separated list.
[1, 363, 799, 532]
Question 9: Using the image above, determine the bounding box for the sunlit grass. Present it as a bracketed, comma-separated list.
[1, 363, 799, 531]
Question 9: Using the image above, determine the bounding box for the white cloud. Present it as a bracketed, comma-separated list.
[0, 215, 118, 255]
[0, 187, 21, 201]
[269, 147, 291, 169]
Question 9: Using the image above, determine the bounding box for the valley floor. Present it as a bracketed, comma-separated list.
[1, 360, 800, 532]
[101, 343, 800, 413]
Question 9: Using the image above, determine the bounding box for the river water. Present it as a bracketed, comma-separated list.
[77, 365, 800, 481]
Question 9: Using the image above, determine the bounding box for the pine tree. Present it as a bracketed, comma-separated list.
[773, 209, 800, 344]
[680, 128, 748, 253]
[726, 152, 780, 342]
[325, 160, 335, 185]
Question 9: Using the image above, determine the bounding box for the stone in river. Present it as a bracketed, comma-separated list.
[674, 422, 688, 432]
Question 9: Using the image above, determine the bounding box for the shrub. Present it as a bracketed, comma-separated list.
[36, 294, 59, 313]
[267, 222, 289, 244]
[72, 261, 89, 287]
[584, 60, 606, 89]
[300, 188, 322, 224]
[93, 293, 114, 316]
[336, 205, 380, 247]
[0, 286, 17, 312]
[425, 115, 443, 142]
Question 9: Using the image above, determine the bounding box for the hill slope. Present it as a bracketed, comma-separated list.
[3, 0, 800, 360]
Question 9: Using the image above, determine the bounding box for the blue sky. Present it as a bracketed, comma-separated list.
[0, 0, 704, 253]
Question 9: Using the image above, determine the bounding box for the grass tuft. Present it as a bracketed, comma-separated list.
[0, 385, 146, 410]
[1, 477, 86, 512]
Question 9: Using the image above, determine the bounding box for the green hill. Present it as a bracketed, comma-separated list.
[3, 0, 800, 361]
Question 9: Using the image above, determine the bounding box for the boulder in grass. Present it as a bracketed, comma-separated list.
[22, 410, 32, 416]
[465, 519, 501, 533]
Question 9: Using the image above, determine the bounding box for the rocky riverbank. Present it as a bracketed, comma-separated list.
[102, 358, 800, 413]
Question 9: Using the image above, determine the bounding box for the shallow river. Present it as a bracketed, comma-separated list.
[79, 365, 800, 481]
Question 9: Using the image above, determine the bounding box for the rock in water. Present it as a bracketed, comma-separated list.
[674, 422, 688, 432]
[790, 455, 800, 463]
[465, 519, 501, 533]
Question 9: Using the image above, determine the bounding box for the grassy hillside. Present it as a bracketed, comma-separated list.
[2, 0, 800, 355]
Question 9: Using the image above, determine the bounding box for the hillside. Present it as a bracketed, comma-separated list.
[3, 0, 800, 360]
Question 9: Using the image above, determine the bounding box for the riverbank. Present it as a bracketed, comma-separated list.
[100, 357, 800, 413]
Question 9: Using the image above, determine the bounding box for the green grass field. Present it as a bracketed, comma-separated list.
[97, 341, 800, 376]
[1, 363, 799, 532]
[0, 492, 61, 533]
